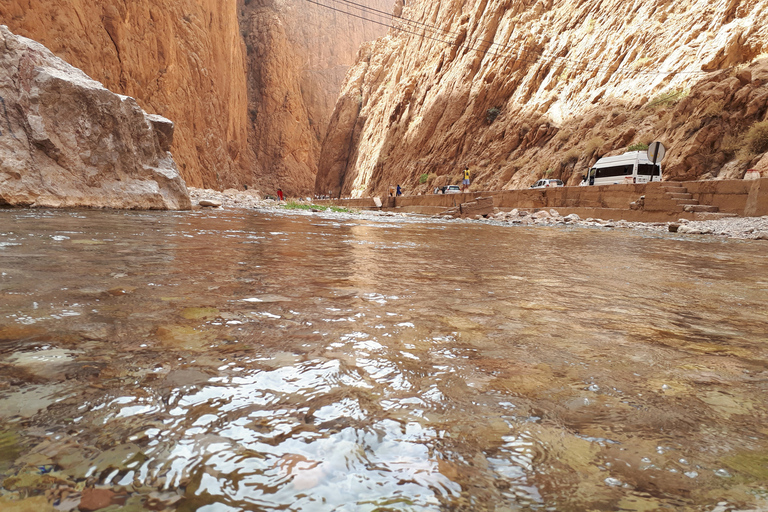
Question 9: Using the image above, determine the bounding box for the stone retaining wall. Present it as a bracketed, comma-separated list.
[316, 178, 768, 220]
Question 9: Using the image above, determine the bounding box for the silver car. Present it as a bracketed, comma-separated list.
[530, 179, 564, 189]
[444, 185, 462, 194]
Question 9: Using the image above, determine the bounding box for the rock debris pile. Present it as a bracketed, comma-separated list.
[478, 209, 768, 240]
[188, 187, 274, 209]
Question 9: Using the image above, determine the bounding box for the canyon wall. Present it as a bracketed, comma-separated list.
[1, 0, 252, 190]
[1, 0, 391, 196]
[0, 26, 190, 209]
[238, 0, 391, 195]
[317, 0, 768, 197]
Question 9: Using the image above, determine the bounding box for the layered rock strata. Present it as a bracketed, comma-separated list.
[0, 26, 190, 209]
[316, 0, 768, 197]
[0, 0, 253, 190]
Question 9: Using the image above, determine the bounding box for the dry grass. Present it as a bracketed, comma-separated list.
[561, 147, 580, 164]
[720, 133, 741, 156]
[585, 136, 606, 155]
[745, 120, 768, 155]
[654, 110, 674, 130]
[701, 100, 725, 118]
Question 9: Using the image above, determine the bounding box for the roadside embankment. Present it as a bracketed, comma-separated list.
[188, 186, 768, 241]
[315, 178, 768, 221]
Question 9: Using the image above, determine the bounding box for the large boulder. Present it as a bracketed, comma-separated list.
[0, 25, 191, 209]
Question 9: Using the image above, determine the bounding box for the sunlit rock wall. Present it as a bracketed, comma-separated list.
[317, 0, 768, 197]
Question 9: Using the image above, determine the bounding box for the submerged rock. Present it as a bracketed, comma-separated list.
[0, 26, 191, 210]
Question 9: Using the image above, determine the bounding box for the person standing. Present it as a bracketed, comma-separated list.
[462, 166, 471, 192]
[277, 188, 284, 201]
[396, 184, 402, 196]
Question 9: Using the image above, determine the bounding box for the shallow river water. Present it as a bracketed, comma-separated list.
[1, 208, 767, 512]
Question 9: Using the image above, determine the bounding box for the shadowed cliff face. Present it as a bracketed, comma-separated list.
[316, 0, 768, 197]
[238, 0, 391, 196]
[0, 26, 191, 210]
[1, 0, 389, 196]
[1, 0, 253, 190]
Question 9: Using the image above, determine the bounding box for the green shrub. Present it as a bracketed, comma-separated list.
[628, 143, 649, 151]
[646, 89, 689, 108]
[419, 173, 429, 184]
[282, 201, 357, 214]
[283, 201, 322, 211]
[486, 107, 501, 123]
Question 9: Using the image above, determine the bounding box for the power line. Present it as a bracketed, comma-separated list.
[306, 0, 723, 79]
[335, 0, 718, 77]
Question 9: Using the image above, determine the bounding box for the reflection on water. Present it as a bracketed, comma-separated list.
[1, 208, 767, 511]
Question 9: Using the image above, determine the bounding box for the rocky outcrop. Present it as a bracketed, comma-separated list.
[317, 0, 768, 197]
[0, 0, 253, 190]
[0, 26, 191, 209]
[239, 0, 391, 196]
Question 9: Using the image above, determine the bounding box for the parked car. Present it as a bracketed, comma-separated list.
[530, 179, 564, 189]
[444, 185, 462, 194]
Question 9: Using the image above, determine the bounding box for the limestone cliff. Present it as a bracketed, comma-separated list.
[1, 0, 252, 190]
[317, 0, 768, 197]
[238, 0, 391, 195]
[0, 26, 190, 210]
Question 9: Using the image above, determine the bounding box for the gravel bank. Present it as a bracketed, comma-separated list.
[188, 188, 768, 241]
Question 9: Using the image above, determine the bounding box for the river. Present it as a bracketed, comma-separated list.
[1, 208, 767, 511]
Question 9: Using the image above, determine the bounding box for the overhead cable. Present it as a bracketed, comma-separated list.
[306, 0, 723, 78]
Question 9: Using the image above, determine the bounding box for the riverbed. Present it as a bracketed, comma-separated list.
[1, 207, 767, 511]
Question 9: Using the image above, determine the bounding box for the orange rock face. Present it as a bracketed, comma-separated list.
[239, 0, 390, 196]
[1, 0, 389, 196]
[1, 0, 252, 190]
[316, 0, 768, 197]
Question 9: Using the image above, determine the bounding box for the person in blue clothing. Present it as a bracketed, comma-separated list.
[396, 185, 402, 196]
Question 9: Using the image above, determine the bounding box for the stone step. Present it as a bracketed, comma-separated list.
[674, 198, 698, 205]
[669, 193, 694, 200]
[682, 204, 719, 213]
[661, 184, 687, 190]
[693, 212, 738, 220]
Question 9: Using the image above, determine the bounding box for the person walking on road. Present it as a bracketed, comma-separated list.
[396, 185, 402, 196]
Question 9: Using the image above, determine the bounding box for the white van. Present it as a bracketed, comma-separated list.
[582, 151, 662, 186]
